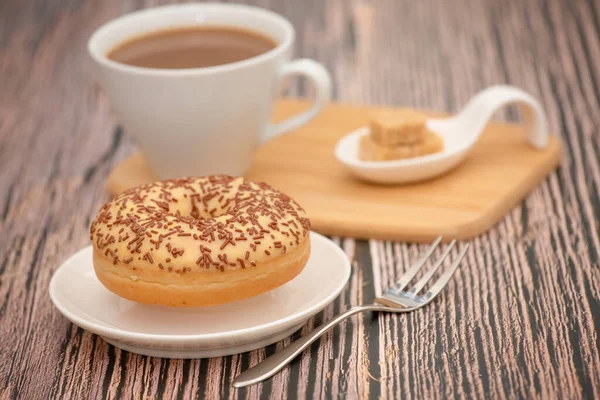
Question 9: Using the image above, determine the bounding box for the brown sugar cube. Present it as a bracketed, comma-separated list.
[359, 129, 444, 161]
[369, 109, 428, 146]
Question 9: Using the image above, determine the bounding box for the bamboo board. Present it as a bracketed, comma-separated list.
[107, 99, 561, 242]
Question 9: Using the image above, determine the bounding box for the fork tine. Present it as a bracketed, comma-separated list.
[408, 240, 456, 294]
[424, 244, 469, 300]
[390, 236, 442, 293]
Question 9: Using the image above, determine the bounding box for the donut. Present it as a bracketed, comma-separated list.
[90, 176, 311, 307]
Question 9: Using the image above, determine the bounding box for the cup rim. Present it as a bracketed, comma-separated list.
[88, 3, 295, 76]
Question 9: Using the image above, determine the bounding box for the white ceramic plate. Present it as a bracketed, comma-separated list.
[49, 232, 350, 358]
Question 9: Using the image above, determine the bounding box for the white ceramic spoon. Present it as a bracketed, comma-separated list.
[334, 85, 549, 184]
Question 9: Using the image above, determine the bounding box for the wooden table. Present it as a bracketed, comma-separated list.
[1, 0, 599, 398]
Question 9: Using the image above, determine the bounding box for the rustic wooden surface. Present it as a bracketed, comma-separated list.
[1, 0, 599, 399]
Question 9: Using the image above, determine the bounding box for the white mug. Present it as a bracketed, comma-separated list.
[88, 3, 332, 179]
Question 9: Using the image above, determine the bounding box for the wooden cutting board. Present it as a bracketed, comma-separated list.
[107, 99, 561, 242]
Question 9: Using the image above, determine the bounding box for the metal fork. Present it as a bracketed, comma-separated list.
[233, 237, 468, 388]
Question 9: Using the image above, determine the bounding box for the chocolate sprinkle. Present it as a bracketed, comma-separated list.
[90, 176, 310, 272]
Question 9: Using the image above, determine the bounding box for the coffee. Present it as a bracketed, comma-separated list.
[107, 26, 277, 69]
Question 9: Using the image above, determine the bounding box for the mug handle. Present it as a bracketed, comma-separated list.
[262, 59, 332, 143]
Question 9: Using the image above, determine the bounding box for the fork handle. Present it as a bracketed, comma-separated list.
[233, 304, 385, 388]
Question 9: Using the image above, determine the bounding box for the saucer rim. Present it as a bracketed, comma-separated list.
[49, 231, 350, 344]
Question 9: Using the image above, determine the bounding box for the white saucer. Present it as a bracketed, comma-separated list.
[49, 232, 350, 359]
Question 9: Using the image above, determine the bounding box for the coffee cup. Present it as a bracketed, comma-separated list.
[88, 3, 332, 179]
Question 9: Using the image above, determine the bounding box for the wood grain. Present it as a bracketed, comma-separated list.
[106, 100, 561, 242]
[1, 0, 599, 399]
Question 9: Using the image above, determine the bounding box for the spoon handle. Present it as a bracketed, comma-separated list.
[454, 85, 549, 149]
